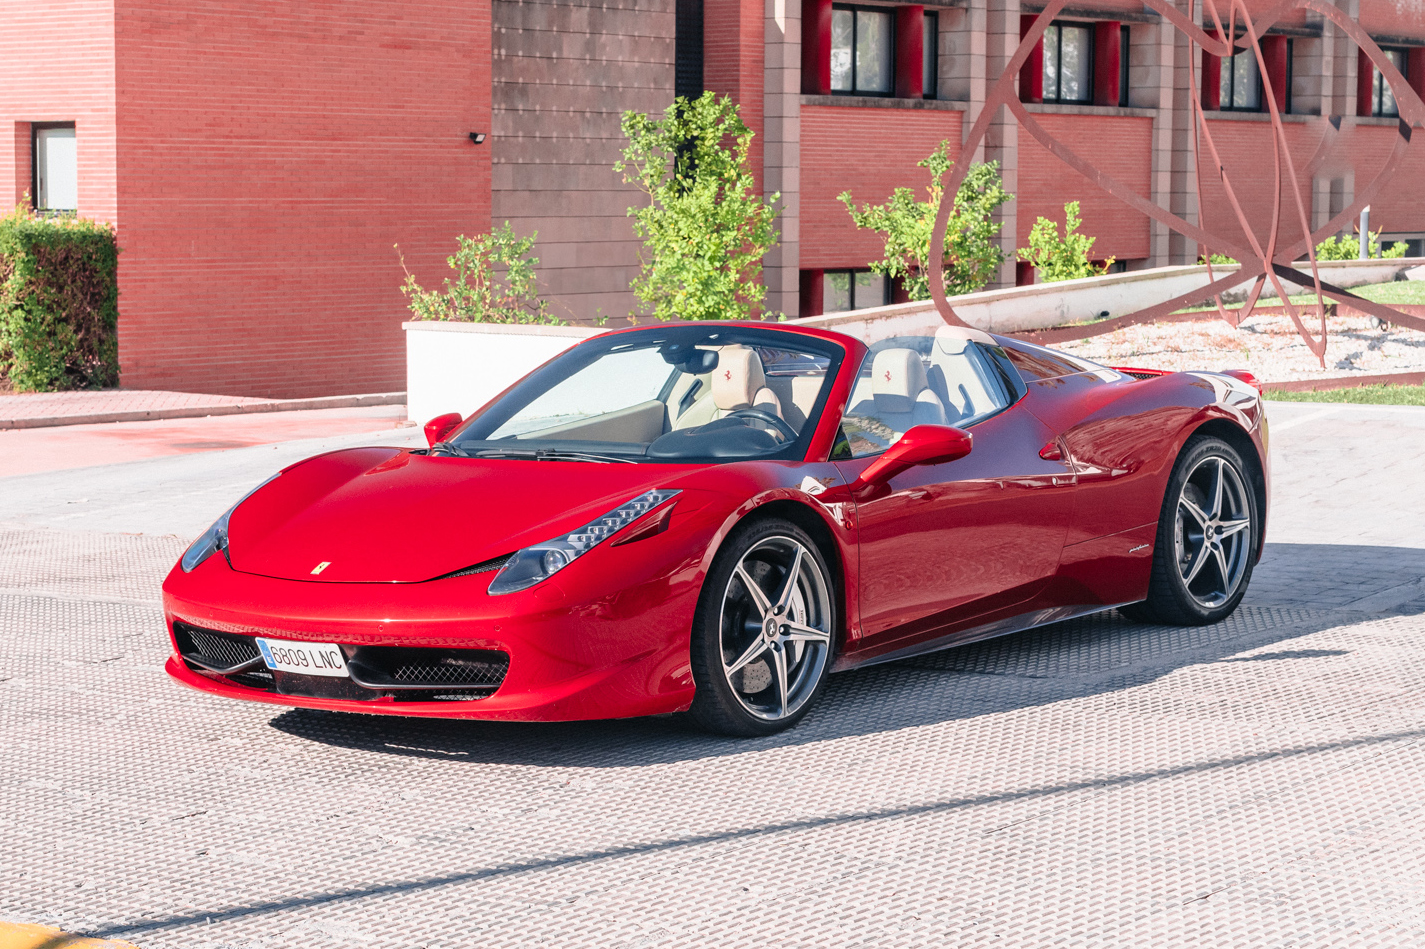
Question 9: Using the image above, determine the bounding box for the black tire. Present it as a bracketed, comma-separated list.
[1124, 435, 1260, 626]
[687, 518, 837, 737]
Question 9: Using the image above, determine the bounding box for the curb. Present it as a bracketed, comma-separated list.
[0, 921, 140, 949]
[1259, 371, 1425, 393]
[0, 392, 406, 431]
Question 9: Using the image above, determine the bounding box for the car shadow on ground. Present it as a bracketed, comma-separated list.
[268, 542, 1425, 769]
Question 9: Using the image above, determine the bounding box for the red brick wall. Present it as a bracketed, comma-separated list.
[800, 105, 963, 270]
[1017, 113, 1152, 262]
[1195, 119, 1353, 256]
[704, 0, 764, 185]
[0, 0, 117, 221]
[1351, 126, 1425, 238]
[112, 0, 491, 398]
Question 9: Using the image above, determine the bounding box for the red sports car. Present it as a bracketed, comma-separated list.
[163, 321, 1267, 735]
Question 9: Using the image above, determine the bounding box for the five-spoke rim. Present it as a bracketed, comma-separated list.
[1174, 454, 1252, 609]
[719, 535, 832, 721]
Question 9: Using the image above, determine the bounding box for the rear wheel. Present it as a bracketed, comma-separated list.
[687, 519, 836, 736]
[1126, 436, 1259, 626]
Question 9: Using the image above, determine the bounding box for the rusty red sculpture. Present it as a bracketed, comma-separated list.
[928, 0, 1425, 365]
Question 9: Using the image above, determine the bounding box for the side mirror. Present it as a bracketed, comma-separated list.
[853, 424, 972, 488]
[424, 412, 464, 448]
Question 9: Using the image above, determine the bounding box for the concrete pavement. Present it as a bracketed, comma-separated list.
[2, 400, 1425, 947]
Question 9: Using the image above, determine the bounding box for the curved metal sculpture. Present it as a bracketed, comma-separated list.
[927, 0, 1425, 364]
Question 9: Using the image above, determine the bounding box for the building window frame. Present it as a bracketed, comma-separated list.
[923, 10, 938, 99]
[1118, 25, 1130, 107]
[823, 269, 891, 312]
[1042, 20, 1094, 104]
[1371, 46, 1408, 117]
[31, 121, 78, 217]
[1218, 43, 1262, 112]
[830, 4, 897, 98]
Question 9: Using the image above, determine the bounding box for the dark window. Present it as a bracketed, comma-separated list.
[923, 11, 938, 99]
[1371, 47, 1407, 117]
[831, 5, 894, 96]
[32, 123, 77, 215]
[824, 270, 889, 312]
[1219, 44, 1261, 111]
[1043, 22, 1093, 103]
[1118, 25, 1130, 107]
[674, 0, 704, 100]
[1284, 38, 1294, 113]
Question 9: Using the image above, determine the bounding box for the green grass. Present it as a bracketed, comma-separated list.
[1264, 383, 1425, 405]
[1178, 279, 1425, 313]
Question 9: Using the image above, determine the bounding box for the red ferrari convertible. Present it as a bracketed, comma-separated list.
[163, 322, 1267, 735]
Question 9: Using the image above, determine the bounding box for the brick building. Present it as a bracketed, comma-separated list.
[4, 0, 1424, 397]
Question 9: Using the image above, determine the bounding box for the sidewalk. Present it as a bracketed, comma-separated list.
[0, 388, 405, 430]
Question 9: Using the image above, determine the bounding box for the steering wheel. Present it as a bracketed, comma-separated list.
[726, 407, 798, 442]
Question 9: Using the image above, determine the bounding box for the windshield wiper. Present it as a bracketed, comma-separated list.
[472, 448, 637, 464]
[429, 442, 469, 457]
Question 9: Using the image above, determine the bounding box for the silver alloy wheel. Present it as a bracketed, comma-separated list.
[718, 535, 832, 722]
[1174, 454, 1252, 609]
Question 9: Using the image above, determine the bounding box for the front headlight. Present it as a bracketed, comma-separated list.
[180, 473, 282, 573]
[487, 489, 680, 595]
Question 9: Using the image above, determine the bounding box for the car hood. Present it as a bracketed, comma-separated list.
[225, 448, 694, 583]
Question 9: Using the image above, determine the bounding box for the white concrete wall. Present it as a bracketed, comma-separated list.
[404, 322, 603, 426]
[796, 258, 1425, 339]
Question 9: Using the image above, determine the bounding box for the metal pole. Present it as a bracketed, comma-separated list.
[1359, 205, 1372, 258]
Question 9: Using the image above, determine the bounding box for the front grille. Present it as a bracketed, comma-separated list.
[172, 621, 507, 702]
[349, 647, 509, 693]
[175, 624, 261, 670]
[1124, 370, 1161, 381]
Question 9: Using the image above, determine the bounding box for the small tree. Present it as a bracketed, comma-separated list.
[397, 223, 555, 324]
[617, 93, 780, 321]
[839, 142, 1011, 300]
[1017, 201, 1113, 282]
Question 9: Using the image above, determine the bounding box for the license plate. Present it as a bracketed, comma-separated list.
[256, 637, 349, 677]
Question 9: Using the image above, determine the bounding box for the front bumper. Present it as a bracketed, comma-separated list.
[160, 538, 705, 722]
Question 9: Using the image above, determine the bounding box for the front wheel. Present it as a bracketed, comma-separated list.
[687, 519, 836, 736]
[1126, 435, 1259, 626]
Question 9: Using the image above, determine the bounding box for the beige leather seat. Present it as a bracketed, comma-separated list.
[674, 346, 783, 429]
[928, 333, 1000, 424]
[847, 347, 947, 436]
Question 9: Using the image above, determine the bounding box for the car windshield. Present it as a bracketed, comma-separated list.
[448, 325, 845, 463]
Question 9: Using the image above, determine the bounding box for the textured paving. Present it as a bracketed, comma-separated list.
[1, 401, 1424, 947]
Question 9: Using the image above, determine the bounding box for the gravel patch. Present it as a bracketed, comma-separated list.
[1056, 311, 1425, 382]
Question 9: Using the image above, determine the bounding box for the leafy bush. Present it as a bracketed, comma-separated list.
[0, 205, 119, 392]
[1200, 252, 1238, 266]
[839, 143, 1011, 299]
[617, 92, 780, 321]
[1017, 201, 1113, 282]
[397, 223, 556, 324]
[1315, 230, 1408, 261]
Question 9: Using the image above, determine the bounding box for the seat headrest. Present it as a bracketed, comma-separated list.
[712, 346, 768, 411]
[872, 348, 929, 414]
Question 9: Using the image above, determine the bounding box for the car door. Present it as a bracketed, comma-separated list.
[830, 340, 1076, 655]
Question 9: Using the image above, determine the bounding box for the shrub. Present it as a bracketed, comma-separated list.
[0, 205, 120, 392]
[1017, 201, 1113, 282]
[1315, 230, 1409, 261]
[839, 143, 1011, 299]
[397, 222, 556, 324]
[1200, 252, 1238, 266]
[617, 92, 780, 321]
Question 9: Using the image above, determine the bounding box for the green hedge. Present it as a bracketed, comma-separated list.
[0, 205, 120, 392]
